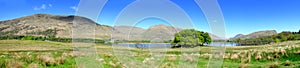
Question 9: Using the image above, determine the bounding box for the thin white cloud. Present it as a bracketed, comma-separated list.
[48, 4, 52, 7]
[70, 6, 78, 11]
[34, 4, 52, 10]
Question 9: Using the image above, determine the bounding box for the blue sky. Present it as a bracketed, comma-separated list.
[0, 0, 300, 38]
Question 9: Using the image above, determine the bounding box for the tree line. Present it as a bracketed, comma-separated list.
[0, 35, 106, 44]
[0, 29, 106, 44]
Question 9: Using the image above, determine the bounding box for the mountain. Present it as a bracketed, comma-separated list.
[112, 26, 146, 40]
[232, 34, 245, 39]
[0, 14, 224, 41]
[140, 24, 182, 40]
[113, 24, 182, 40]
[233, 30, 277, 39]
[208, 33, 227, 40]
[0, 14, 112, 39]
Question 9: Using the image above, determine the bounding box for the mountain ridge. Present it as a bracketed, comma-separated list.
[0, 14, 225, 40]
[231, 30, 277, 39]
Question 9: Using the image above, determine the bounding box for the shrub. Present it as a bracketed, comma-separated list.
[267, 56, 274, 60]
[56, 56, 65, 65]
[269, 62, 279, 68]
[284, 60, 290, 66]
[255, 55, 262, 61]
[36, 53, 56, 66]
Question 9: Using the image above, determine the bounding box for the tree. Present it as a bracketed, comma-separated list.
[171, 29, 212, 48]
[38, 29, 57, 38]
[236, 38, 241, 44]
[201, 32, 211, 44]
[22, 36, 36, 40]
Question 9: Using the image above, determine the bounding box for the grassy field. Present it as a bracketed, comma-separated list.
[0, 40, 300, 68]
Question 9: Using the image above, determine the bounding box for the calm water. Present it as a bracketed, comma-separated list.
[208, 42, 238, 46]
[115, 43, 171, 48]
[115, 42, 237, 48]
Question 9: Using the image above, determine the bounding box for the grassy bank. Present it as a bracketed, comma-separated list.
[0, 40, 299, 68]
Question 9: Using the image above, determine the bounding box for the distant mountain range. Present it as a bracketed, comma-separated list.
[0, 14, 281, 41]
[231, 30, 277, 39]
[112, 24, 182, 40]
[208, 33, 227, 40]
[232, 34, 244, 39]
[0, 14, 226, 41]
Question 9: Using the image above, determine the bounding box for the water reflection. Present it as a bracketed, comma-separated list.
[115, 42, 237, 48]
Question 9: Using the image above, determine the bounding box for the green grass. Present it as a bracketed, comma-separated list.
[0, 40, 299, 68]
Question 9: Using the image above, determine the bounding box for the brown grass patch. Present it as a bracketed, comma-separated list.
[27, 63, 39, 68]
[168, 57, 177, 61]
[5, 60, 24, 68]
[36, 53, 56, 66]
[239, 63, 248, 68]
